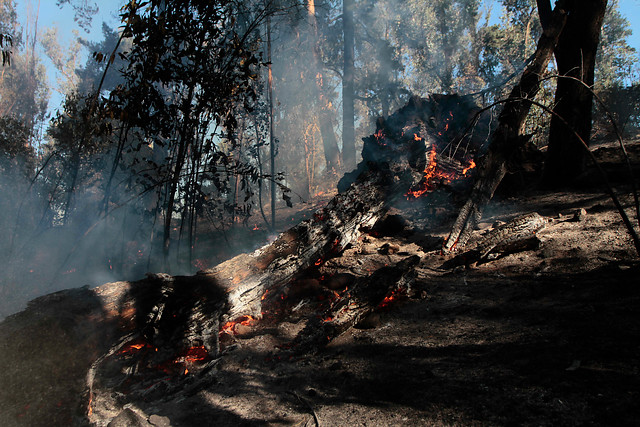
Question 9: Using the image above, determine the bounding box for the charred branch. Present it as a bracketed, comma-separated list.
[443, 4, 568, 253]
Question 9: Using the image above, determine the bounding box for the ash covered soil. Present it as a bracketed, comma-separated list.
[120, 140, 640, 426]
[1, 140, 640, 426]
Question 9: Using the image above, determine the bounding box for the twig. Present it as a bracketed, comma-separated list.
[288, 391, 320, 427]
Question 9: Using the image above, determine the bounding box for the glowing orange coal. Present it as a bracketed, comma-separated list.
[220, 315, 257, 336]
[378, 288, 407, 310]
[118, 339, 154, 355]
[180, 345, 209, 364]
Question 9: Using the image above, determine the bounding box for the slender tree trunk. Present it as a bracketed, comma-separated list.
[252, 115, 270, 228]
[163, 85, 195, 265]
[267, 14, 276, 230]
[308, 0, 341, 172]
[342, 0, 356, 171]
[62, 151, 80, 226]
[541, 0, 607, 186]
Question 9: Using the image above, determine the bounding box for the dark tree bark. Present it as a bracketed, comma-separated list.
[342, 0, 356, 171]
[535, 0, 553, 31]
[541, 0, 607, 186]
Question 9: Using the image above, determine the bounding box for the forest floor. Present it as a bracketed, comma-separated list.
[1, 139, 639, 426]
[126, 139, 640, 426]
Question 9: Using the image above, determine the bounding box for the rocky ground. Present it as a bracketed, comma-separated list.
[1, 140, 639, 426]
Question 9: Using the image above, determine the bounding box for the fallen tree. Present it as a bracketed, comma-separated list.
[0, 93, 486, 425]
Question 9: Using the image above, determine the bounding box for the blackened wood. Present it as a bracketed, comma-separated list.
[442, 213, 546, 268]
[288, 255, 419, 353]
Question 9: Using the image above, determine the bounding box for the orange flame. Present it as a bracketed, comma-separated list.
[405, 141, 477, 199]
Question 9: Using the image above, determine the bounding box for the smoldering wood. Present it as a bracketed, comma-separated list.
[443, 4, 568, 253]
[288, 255, 420, 354]
[0, 93, 487, 425]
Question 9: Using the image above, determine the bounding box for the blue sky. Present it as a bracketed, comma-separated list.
[14, 0, 640, 115]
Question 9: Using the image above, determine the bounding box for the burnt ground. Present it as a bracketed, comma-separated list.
[1, 140, 640, 426]
[136, 194, 639, 427]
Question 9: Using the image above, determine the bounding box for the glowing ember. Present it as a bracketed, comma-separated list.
[462, 159, 476, 175]
[374, 129, 386, 145]
[179, 345, 209, 364]
[192, 258, 209, 270]
[315, 258, 323, 266]
[118, 339, 153, 355]
[221, 315, 257, 335]
[378, 288, 406, 309]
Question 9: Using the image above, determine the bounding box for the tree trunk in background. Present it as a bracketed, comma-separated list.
[62, 150, 80, 226]
[267, 14, 276, 230]
[308, 0, 341, 173]
[342, 0, 356, 171]
[541, 0, 607, 186]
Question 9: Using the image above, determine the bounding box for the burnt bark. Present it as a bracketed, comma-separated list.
[443, 4, 567, 252]
[541, 0, 607, 186]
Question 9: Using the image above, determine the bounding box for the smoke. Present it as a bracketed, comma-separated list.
[0, 0, 499, 321]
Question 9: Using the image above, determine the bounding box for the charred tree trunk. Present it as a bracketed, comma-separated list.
[62, 150, 80, 226]
[342, 0, 356, 171]
[541, 0, 607, 186]
[443, 4, 568, 252]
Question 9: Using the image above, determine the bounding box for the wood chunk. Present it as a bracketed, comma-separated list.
[441, 213, 547, 268]
[474, 212, 547, 259]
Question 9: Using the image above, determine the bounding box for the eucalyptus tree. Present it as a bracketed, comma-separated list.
[111, 0, 263, 266]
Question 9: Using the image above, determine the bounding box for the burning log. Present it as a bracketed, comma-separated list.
[1, 93, 486, 426]
[287, 255, 420, 353]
